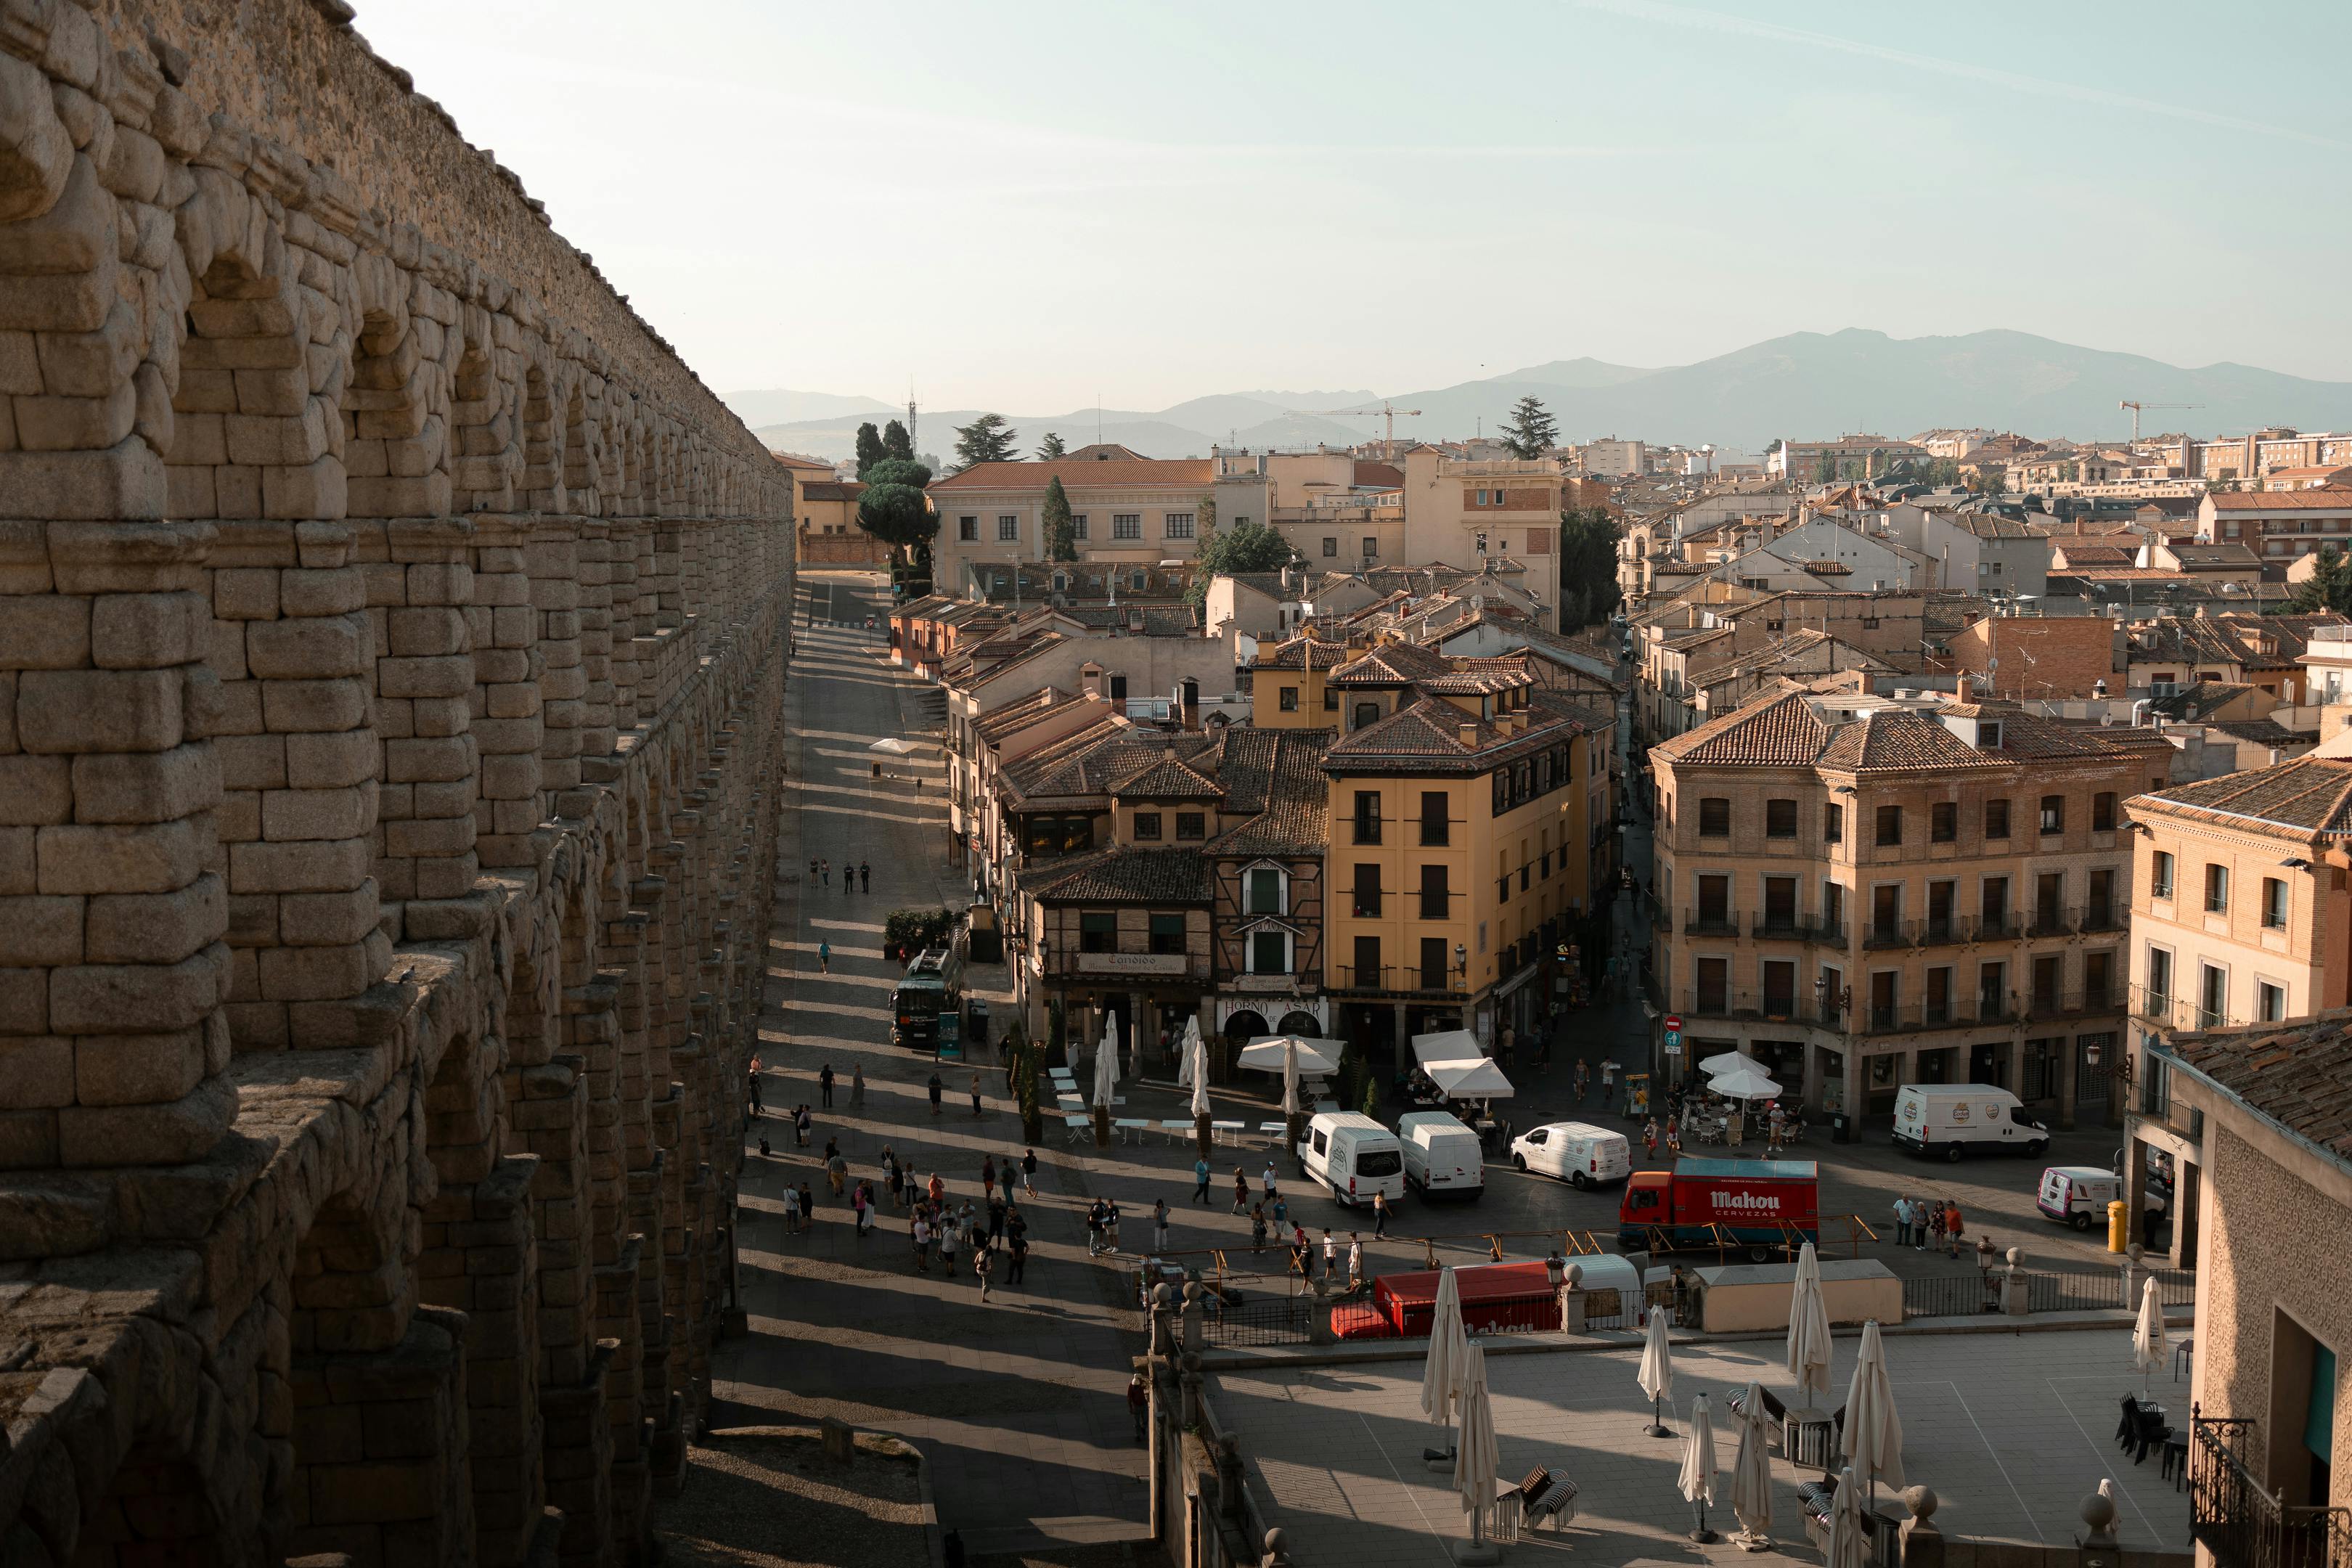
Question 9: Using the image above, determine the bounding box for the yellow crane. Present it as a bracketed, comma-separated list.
[2118, 399, 2200, 442]
[1307, 400, 1424, 454]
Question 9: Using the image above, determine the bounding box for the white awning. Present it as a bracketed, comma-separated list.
[1426, 1058, 1515, 1100]
[1237, 1037, 1343, 1077]
[1411, 1029, 1485, 1067]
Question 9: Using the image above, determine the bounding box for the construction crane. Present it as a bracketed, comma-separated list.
[2119, 399, 2200, 442]
[1307, 400, 1424, 454]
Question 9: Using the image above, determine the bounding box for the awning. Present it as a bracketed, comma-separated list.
[1237, 1037, 1342, 1076]
[1426, 1058, 1515, 1100]
[1411, 1029, 1485, 1067]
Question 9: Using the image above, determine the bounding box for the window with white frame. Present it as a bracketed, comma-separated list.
[997, 514, 1019, 541]
[1249, 928, 1291, 975]
[2258, 979, 2287, 1023]
[1112, 513, 1141, 539]
[1246, 866, 1286, 916]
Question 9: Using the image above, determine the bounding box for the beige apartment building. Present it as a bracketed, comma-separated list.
[927, 449, 1274, 592]
[1649, 690, 2172, 1124]
[2120, 759, 2352, 1266]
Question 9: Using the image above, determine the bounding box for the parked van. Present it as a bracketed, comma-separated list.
[1297, 1111, 1406, 1209]
[1891, 1083, 2047, 1161]
[1398, 1111, 1485, 1200]
[2038, 1166, 2166, 1231]
[1510, 1121, 1633, 1188]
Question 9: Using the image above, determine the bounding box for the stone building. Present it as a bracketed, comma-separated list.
[0, 4, 791, 1566]
[1649, 691, 2171, 1122]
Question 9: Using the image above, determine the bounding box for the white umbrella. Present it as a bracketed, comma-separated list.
[1679, 1394, 1721, 1543]
[1425, 1058, 1516, 1100]
[1237, 1037, 1342, 1075]
[1841, 1318, 1905, 1504]
[1188, 1029, 1212, 1122]
[1421, 1267, 1470, 1430]
[1093, 1015, 1120, 1109]
[1787, 1241, 1834, 1421]
[1709, 1066, 1782, 1101]
[1282, 1040, 1302, 1118]
[1700, 1049, 1765, 1077]
[867, 737, 920, 755]
[1175, 1018, 1196, 1088]
[1729, 1380, 1776, 1547]
[1411, 1029, 1485, 1066]
[2132, 1275, 2167, 1399]
[1453, 1341, 1500, 1551]
[1638, 1302, 1675, 1437]
[1825, 1466, 1871, 1568]
[1064, 1016, 1078, 1073]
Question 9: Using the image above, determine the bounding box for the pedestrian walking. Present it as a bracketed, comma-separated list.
[1371, 1188, 1389, 1238]
[1289, 1223, 1310, 1278]
[842, 862, 851, 897]
[1127, 1374, 1148, 1442]
[852, 1184, 868, 1238]
[1192, 1157, 1212, 1204]
[746, 1065, 762, 1116]
[912, 1213, 931, 1272]
[1085, 1199, 1105, 1257]
[1021, 1147, 1038, 1196]
[987, 1196, 1006, 1249]
[1944, 1199, 1965, 1259]
[1104, 1198, 1121, 1253]
[1321, 1229, 1337, 1282]
[1249, 1203, 1268, 1252]
[1232, 1169, 1248, 1214]
[826, 1144, 847, 1199]
[1261, 1161, 1277, 1203]
[928, 1073, 944, 1116]
[1152, 1196, 1170, 1254]
[974, 1244, 994, 1302]
[1000, 1158, 1018, 1206]
[1664, 1116, 1682, 1161]
[1767, 1103, 1787, 1153]
[881, 1146, 897, 1196]
[780, 1183, 800, 1235]
[796, 1104, 812, 1148]
[1347, 1233, 1363, 1291]
[852, 1063, 865, 1108]
[1007, 1216, 1029, 1284]
[817, 940, 831, 975]
[820, 1063, 835, 1108]
[1643, 1116, 1659, 1164]
[928, 1172, 945, 1209]
[808, 857, 818, 883]
[820, 859, 830, 886]
[970, 1071, 984, 1118]
[859, 860, 871, 892]
[799, 1181, 815, 1228]
[1926, 1199, 1946, 1254]
[1574, 1059, 1589, 1105]
[1272, 1187, 1287, 1228]
[981, 1154, 997, 1195]
[938, 1214, 957, 1281]
[1891, 1195, 1911, 1249]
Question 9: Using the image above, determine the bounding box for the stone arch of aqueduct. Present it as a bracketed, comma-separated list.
[0, 1, 797, 1564]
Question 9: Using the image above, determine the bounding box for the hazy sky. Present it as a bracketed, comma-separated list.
[359, 1, 2352, 412]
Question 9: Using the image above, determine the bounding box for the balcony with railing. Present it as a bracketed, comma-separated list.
[1748, 912, 1846, 945]
[1682, 906, 1739, 938]
[1683, 987, 1842, 1029]
[2191, 1413, 2352, 1568]
[1860, 992, 2022, 1035]
[1331, 963, 1469, 997]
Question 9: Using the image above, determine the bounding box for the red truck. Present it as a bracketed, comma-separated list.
[1616, 1157, 1819, 1260]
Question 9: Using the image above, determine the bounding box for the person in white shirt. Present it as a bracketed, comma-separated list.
[1347, 1233, 1364, 1291]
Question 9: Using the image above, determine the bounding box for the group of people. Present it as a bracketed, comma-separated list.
[1638, 1099, 1794, 1162]
[1892, 1193, 1975, 1259]
[808, 858, 874, 896]
[893, 1151, 1032, 1302]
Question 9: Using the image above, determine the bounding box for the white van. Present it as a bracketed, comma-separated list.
[1509, 1121, 1633, 1188]
[2038, 1166, 2167, 1231]
[1398, 1111, 1485, 1200]
[1891, 1084, 2048, 1161]
[1297, 1111, 1406, 1209]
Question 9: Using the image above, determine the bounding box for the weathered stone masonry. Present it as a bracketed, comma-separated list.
[0, 3, 793, 1565]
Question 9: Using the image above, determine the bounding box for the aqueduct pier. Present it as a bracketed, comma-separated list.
[0, 1, 797, 1563]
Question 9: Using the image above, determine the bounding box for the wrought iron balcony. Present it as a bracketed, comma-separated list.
[2191, 1413, 2352, 1568]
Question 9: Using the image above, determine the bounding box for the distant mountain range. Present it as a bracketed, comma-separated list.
[727, 330, 2352, 461]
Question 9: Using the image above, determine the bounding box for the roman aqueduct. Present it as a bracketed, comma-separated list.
[0, 1, 795, 1563]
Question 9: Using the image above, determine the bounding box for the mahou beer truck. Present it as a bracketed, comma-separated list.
[1616, 1157, 1819, 1261]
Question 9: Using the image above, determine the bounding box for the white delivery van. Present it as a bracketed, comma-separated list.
[1509, 1121, 1633, 1188]
[1891, 1083, 2048, 1161]
[1297, 1111, 1406, 1209]
[1398, 1111, 1485, 1200]
[2038, 1166, 2167, 1231]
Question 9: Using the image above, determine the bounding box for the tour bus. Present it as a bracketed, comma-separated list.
[891, 947, 965, 1054]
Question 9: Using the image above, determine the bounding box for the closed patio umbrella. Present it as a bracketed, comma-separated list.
[1729, 1379, 1776, 1548]
[1282, 1040, 1302, 1119]
[1826, 1466, 1871, 1568]
[1679, 1393, 1720, 1543]
[1841, 1318, 1905, 1506]
[1188, 1026, 1212, 1156]
[1175, 1018, 1198, 1088]
[1638, 1303, 1675, 1437]
[1421, 1267, 1470, 1433]
[1453, 1341, 1500, 1559]
[1094, 1016, 1120, 1108]
[1787, 1241, 1834, 1441]
[2132, 1275, 2167, 1400]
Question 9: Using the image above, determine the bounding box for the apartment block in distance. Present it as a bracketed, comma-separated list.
[928, 447, 1273, 591]
[1649, 690, 2171, 1124]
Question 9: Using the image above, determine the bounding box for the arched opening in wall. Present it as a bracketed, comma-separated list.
[452, 344, 519, 513]
[522, 363, 562, 511]
[425, 1032, 503, 1184]
[564, 383, 600, 515]
[73, 1447, 229, 1567]
[165, 245, 311, 523]
[342, 306, 449, 519]
[616, 412, 640, 513]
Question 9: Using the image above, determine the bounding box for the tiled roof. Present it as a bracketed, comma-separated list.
[1029, 846, 1212, 905]
[2166, 1014, 2352, 1171]
[801, 481, 865, 502]
[1328, 642, 1453, 687]
[2147, 682, 2257, 722]
[2209, 718, 2312, 746]
[1658, 692, 2156, 772]
[931, 457, 1213, 491]
[973, 686, 1074, 743]
[2207, 487, 2352, 512]
[2165, 542, 2263, 568]
[2131, 756, 2352, 837]
[1417, 656, 1540, 696]
[1142, 607, 1199, 637]
[1111, 756, 1223, 800]
[1355, 461, 1405, 487]
[1249, 634, 1350, 672]
[1653, 692, 1829, 767]
[770, 451, 836, 470]
[1816, 709, 2006, 772]
[1002, 721, 1214, 803]
[1203, 729, 1332, 857]
[2129, 618, 2245, 666]
[1323, 694, 1585, 775]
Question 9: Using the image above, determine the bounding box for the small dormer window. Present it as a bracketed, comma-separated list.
[1053, 573, 1068, 592]
[1980, 720, 2003, 748]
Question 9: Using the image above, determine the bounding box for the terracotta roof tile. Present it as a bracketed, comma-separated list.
[2207, 487, 2352, 511]
[2166, 1013, 2352, 1169]
[1029, 846, 1212, 904]
[931, 457, 1213, 491]
[2130, 756, 2352, 837]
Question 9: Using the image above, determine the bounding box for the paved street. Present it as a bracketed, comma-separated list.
[1214, 1328, 2193, 1566]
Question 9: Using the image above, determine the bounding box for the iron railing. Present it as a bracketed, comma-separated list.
[1199, 1287, 1319, 1347]
[2192, 1412, 2352, 1568]
[1900, 1270, 2006, 1318]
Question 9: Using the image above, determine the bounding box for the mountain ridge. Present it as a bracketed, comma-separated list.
[731, 330, 2352, 461]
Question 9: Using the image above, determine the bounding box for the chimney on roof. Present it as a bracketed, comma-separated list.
[1458, 722, 1478, 747]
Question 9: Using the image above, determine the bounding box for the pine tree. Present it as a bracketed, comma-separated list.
[1037, 431, 1067, 460]
[856, 457, 935, 552]
[1043, 475, 1078, 562]
[2294, 545, 2352, 613]
[882, 419, 914, 462]
[953, 413, 1021, 471]
[1500, 395, 1559, 460]
[853, 421, 886, 478]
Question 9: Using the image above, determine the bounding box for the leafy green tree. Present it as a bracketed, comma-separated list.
[1185, 519, 1297, 607]
[856, 456, 935, 553]
[1196, 492, 1217, 547]
[882, 419, 914, 462]
[1042, 475, 1078, 562]
[1500, 395, 1559, 460]
[953, 413, 1021, 470]
[2294, 546, 2352, 613]
[1036, 431, 1067, 460]
[1555, 507, 1623, 631]
[854, 421, 887, 479]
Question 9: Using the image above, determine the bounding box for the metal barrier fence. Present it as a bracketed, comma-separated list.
[1199, 1284, 1318, 1347]
[1898, 1271, 2006, 1318]
[1195, 1275, 1686, 1345]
